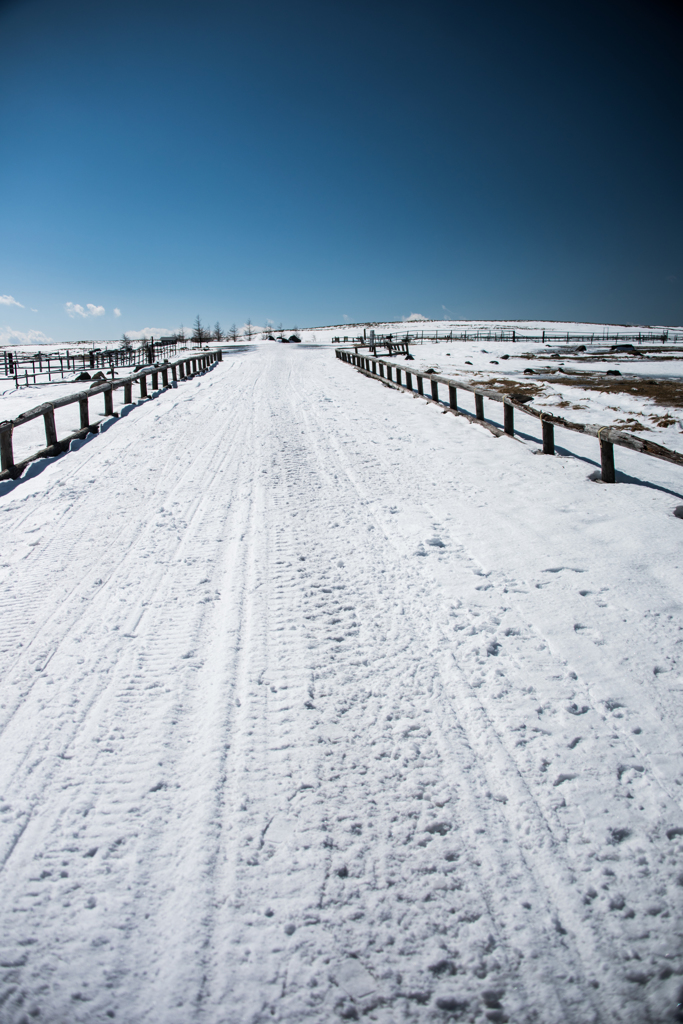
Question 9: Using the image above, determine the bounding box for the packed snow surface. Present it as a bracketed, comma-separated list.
[1, 344, 682, 1024]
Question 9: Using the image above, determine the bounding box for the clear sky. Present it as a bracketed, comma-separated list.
[0, 0, 681, 343]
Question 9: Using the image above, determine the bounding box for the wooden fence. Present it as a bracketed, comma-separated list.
[336, 349, 683, 484]
[332, 329, 683, 346]
[0, 338, 189, 388]
[0, 352, 221, 481]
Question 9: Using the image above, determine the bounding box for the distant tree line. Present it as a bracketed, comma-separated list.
[118, 316, 299, 349]
[166, 315, 262, 346]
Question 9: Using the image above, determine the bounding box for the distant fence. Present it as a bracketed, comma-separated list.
[0, 351, 221, 481]
[332, 329, 683, 346]
[0, 337, 197, 388]
[336, 348, 683, 485]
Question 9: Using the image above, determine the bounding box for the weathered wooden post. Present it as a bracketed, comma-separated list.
[140, 374, 148, 398]
[417, 375, 424, 396]
[79, 396, 89, 429]
[431, 379, 439, 402]
[161, 367, 169, 387]
[600, 437, 616, 483]
[395, 367, 402, 386]
[504, 402, 514, 436]
[0, 422, 14, 472]
[151, 370, 159, 390]
[406, 371, 412, 390]
[104, 387, 114, 416]
[475, 394, 484, 419]
[171, 364, 177, 383]
[542, 419, 555, 454]
[43, 406, 58, 448]
[124, 381, 132, 405]
[449, 385, 457, 410]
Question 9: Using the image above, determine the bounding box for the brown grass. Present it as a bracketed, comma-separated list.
[530, 372, 683, 408]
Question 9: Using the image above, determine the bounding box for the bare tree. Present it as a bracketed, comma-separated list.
[192, 315, 211, 346]
[276, 323, 284, 340]
[213, 321, 225, 344]
[244, 319, 255, 342]
[228, 323, 239, 343]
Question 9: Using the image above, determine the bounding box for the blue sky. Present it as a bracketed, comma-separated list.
[0, 0, 681, 343]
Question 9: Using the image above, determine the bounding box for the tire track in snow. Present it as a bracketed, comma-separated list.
[184, 359, 602, 1023]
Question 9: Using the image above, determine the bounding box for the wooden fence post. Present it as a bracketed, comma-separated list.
[104, 387, 114, 416]
[43, 406, 58, 447]
[431, 380, 439, 402]
[140, 374, 148, 398]
[475, 394, 484, 419]
[406, 371, 412, 390]
[124, 381, 132, 405]
[449, 385, 457, 410]
[151, 370, 158, 390]
[542, 420, 555, 455]
[504, 402, 514, 436]
[417, 375, 424, 396]
[600, 438, 616, 483]
[0, 423, 14, 472]
[79, 396, 89, 429]
[396, 367, 402, 386]
[162, 367, 169, 387]
[171, 364, 177, 383]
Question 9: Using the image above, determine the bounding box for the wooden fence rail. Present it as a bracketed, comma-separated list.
[336, 348, 683, 484]
[0, 351, 222, 481]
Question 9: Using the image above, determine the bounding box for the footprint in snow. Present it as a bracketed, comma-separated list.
[542, 566, 586, 574]
[567, 703, 589, 715]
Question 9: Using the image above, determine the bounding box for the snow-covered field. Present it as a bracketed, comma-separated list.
[388, 341, 683, 456]
[1, 343, 682, 1024]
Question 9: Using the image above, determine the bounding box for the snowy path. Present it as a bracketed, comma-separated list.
[1, 345, 682, 1024]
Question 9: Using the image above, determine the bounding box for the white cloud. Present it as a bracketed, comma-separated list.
[65, 301, 106, 317]
[0, 295, 24, 308]
[114, 307, 121, 317]
[122, 327, 173, 340]
[403, 312, 428, 321]
[0, 326, 53, 345]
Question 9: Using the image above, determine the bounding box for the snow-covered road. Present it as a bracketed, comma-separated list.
[1, 344, 682, 1024]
